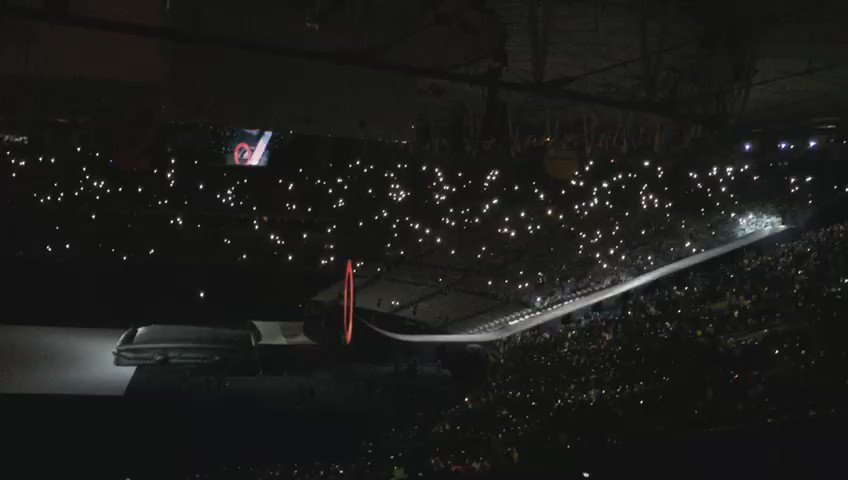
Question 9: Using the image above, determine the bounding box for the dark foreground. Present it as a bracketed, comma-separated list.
[2, 393, 846, 479]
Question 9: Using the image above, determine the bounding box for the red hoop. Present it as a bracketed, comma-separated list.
[342, 260, 354, 344]
[233, 142, 252, 165]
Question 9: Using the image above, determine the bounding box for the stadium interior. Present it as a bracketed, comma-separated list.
[2, 1, 848, 478]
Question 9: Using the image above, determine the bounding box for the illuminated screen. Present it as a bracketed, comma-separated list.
[223, 128, 273, 166]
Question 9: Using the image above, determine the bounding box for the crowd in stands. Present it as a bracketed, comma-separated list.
[4, 125, 848, 478]
[4, 126, 847, 316]
[188, 222, 848, 478]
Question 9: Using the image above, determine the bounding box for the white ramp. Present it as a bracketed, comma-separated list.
[364, 226, 789, 343]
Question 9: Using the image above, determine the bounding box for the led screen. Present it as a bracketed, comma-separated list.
[224, 128, 273, 166]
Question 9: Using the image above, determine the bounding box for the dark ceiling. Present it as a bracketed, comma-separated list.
[1, 0, 847, 139]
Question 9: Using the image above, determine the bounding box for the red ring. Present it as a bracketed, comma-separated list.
[343, 260, 354, 344]
[233, 142, 252, 165]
